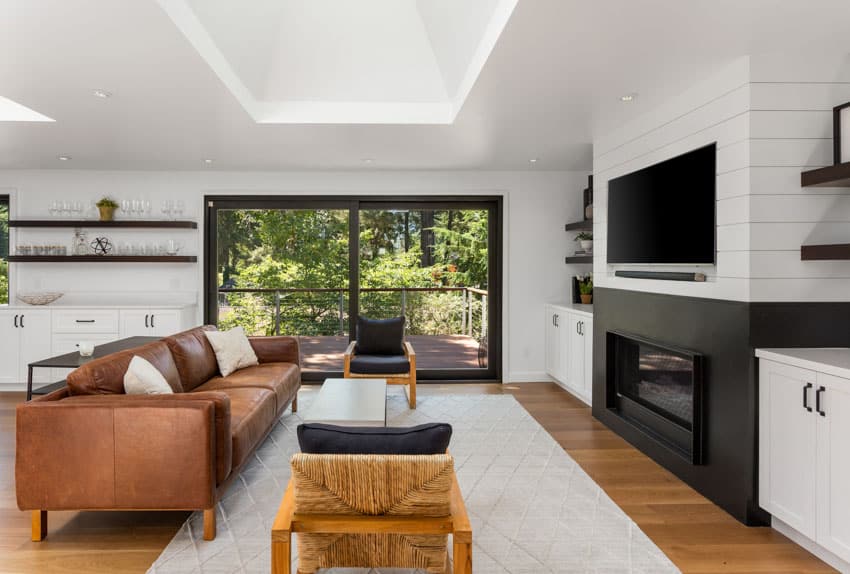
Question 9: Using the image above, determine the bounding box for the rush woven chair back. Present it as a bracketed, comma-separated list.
[272, 453, 472, 574]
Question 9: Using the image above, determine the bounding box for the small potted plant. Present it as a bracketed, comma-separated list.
[575, 231, 593, 252]
[577, 274, 593, 304]
[95, 197, 119, 221]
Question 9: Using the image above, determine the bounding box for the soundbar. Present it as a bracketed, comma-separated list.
[615, 270, 706, 282]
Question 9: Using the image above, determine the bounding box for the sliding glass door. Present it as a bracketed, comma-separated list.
[205, 197, 501, 381]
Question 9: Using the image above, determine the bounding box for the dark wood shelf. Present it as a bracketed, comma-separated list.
[8, 255, 197, 263]
[565, 255, 593, 264]
[801, 162, 850, 187]
[565, 220, 593, 232]
[9, 219, 198, 229]
[800, 244, 850, 261]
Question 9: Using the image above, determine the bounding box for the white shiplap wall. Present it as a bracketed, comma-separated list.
[593, 53, 850, 302]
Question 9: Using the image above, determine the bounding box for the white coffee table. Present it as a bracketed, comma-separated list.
[302, 378, 387, 427]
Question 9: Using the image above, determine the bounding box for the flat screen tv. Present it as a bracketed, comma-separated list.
[607, 143, 716, 265]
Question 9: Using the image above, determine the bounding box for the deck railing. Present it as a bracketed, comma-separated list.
[217, 286, 488, 339]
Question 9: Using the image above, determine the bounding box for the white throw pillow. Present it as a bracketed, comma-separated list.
[204, 326, 259, 377]
[124, 355, 174, 395]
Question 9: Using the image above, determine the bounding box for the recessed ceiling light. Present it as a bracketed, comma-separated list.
[529, 158, 538, 164]
[620, 93, 638, 102]
[92, 89, 112, 99]
[57, 155, 71, 161]
[361, 158, 374, 164]
[203, 158, 214, 165]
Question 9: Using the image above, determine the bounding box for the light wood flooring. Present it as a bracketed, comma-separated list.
[0, 383, 835, 573]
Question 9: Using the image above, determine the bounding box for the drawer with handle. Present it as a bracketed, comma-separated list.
[52, 309, 120, 334]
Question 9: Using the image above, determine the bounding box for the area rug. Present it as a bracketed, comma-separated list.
[147, 390, 679, 574]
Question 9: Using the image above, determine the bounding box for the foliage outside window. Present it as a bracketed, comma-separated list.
[0, 199, 8, 305]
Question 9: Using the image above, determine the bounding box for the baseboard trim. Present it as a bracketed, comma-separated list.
[506, 372, 551, 383]
[772, 517, 850, 572]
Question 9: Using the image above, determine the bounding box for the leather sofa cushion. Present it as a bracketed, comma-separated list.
[297, 423, 452, 455]
[164, 325, 220, 392]
[194, 362, 300, 415]
[67, 341, 183, 395]
[349, 355, 410, 375]
[355, 316, 405, 355]
[219, 387, 278, 471]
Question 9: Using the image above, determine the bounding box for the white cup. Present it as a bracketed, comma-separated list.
[78, 341, 95, 357]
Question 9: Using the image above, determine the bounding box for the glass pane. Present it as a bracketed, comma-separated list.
[358, 208, 489, 370]
[0, 199, 7, 305]
[214, 208, 349, 373]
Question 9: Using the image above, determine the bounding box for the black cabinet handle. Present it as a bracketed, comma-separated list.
[145, 314, 149, 328]
[554, 314, 558, 327]
[75, 319, 96, 323]
[13, 314, 18, 328]
[816, 386, 826, 417]
[803, 382, 813, 412]
[151, 314, 155, 329]
[580, 321, 584, 335]
[20, 314, 24, 328]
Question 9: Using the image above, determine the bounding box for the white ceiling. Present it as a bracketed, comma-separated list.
[0, 0, 848, 171]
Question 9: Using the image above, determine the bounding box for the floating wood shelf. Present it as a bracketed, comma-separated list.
[565, 220, 593, 232]
[8, 255, 197, 263]
[565, 255, 593, 264]
[9, 219, 198, 229]
[801, 162, 850, 187]
[800, 244, 850, 261]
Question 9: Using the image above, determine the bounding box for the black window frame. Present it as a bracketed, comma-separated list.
[204, 195, 503, 383]
[0, 195, 8, 306]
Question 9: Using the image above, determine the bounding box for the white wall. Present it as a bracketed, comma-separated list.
[594, 52, 850, 303]
[0, 169, 586, 382]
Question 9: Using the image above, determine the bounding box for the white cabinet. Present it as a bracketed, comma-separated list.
[0, 309, 52, 385]
[120, 308, 185, 337]
[758, 353, 850, 567]
[544, 304, 592, 405]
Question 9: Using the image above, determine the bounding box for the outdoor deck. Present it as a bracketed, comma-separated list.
[299, 334, 484, 372]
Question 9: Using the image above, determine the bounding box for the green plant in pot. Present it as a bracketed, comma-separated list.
[576, 274, 593, 304]
[95, 197, 119, 221]
[574, 231, 593, 252]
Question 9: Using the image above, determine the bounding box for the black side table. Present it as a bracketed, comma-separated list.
[27, 336, 160, 400]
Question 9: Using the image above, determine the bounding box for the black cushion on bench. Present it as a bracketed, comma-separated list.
[297, 423, 452, 455]
[349, 355, 410, 375]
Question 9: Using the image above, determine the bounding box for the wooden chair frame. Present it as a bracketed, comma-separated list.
[271, 471, 471, 574]
[343, 340, 417, 409]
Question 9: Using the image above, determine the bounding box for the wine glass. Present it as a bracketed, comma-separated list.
[160, 200, 172, 220]
[48, 201, 59, 217]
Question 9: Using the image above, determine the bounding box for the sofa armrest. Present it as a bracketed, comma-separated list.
[249, 336, 301, 366]
[16, 392, 231, 512]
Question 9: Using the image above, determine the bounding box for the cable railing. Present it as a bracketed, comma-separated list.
[217, 286, 488, 339]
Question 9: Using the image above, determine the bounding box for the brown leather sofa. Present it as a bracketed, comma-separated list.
[15, 325, 300, 542]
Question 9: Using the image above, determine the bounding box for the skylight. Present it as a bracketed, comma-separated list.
[0, 96, 54, 122]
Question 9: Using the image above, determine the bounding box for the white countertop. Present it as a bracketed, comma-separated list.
[2, 303, 196, 310]
[548, 302, 593, 316]
[756, 348, 850, 380]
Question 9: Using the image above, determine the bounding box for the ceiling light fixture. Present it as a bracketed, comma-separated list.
[361, 158, 374, 164]
[92, 89, 112, 99]
[529, 158, 538, 164]
[620, 93, 638, 102]
[57, 155, 71, 161]
[203, 158, 214, 165]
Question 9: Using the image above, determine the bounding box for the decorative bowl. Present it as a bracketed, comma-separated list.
[16, 292, 64, 306]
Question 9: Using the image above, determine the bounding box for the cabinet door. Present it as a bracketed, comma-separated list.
[567, 313, 584, 390]
[816, 373, 850, 561]
[758, 359, 818, 538]
[149, 309, 182, 337]
[545, 306, 559, 379]
[18, 310, 53, 384]
[0, 311, 21, 385]
[582, 317, 594, 401]
[119, 309, 151, 338]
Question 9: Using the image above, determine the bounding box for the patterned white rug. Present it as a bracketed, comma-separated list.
[147, 390, 679, 574]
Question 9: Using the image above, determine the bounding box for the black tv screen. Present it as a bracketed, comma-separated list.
[607, 143, 716, 264]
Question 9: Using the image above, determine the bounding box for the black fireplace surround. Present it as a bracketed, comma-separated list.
[607, 331, 704, 464]
[592, 288, 850, 525]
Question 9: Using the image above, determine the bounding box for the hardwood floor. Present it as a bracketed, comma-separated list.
[0, 383, 835, 573]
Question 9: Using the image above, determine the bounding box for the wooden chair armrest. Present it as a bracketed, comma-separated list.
[344, 341, 357, 358]
[272, 480, 295, 542]
[450, 473, 471, 542]
[403, 341, 416, 358]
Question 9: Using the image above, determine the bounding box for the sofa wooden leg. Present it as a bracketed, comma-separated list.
[203, 507, 216, 541]
[452, 540, 471, 574]
[291, 395, 298, 413]
[32, 510, 47, 542]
